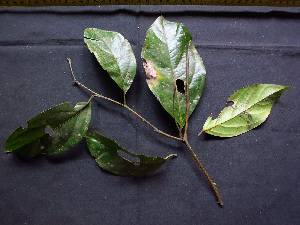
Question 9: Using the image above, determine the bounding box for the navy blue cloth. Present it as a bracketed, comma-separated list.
[0, 5, 299, 225]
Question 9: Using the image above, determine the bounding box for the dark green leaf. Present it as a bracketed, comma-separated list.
[200, 84, 291, 137]
[85, 130, 176, 176]
[141, 16, 206, 128]
[5, 102, 92, 157]
[84, 28, 136, 94]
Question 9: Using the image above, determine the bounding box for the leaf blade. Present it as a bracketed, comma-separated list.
[4, 102, 92, 157]
[85, 130, 175, 177]
[84, 28, 136, 94]
[201, 84, 291, 137]
[141, 16, 206, 128]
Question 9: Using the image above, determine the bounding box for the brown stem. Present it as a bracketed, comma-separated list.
[183, 138, 223, 207]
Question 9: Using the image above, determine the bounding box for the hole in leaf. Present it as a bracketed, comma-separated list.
[45, 127, 58, 137]
[176, 79, 185, 94]
[117, 150, 140, 164]
[227, 101, 234, 106]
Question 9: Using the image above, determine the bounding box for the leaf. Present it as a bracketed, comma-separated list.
[5, 102, 92, 157]
[84, 28, 136, 94]
[85, 130, 176, 177]
[141, 16, 206, 128]
[200, 84, 291, 137]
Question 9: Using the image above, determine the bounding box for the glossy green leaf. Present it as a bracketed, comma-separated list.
[141, 16, 206, 128]
[5, 102, 92, 157]
[84, 28, 136, 94]
[85, 130, 176, 177]
[200, 84, 291, 137]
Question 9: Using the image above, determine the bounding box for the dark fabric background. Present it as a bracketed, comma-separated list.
[0, 5, 299, 225]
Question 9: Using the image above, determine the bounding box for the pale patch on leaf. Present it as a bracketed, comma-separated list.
[143, 60, 158, 85]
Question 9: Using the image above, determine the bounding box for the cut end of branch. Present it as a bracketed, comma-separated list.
[67, 57, 77, 82]
[218, 199, 224, 208]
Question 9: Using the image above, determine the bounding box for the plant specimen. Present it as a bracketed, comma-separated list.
[4, 16, 291, 207]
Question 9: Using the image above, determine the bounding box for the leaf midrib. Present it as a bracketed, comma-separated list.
[160, 19, 184, 126]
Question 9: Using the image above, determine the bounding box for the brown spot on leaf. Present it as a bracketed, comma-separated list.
[247, 123, 252, 130]
[247, 113, 253, 121]
[143, 60, 158, 85]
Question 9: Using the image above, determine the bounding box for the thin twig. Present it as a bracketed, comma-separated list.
[67, 58, 77, 82]
[67, 58, 182, 141]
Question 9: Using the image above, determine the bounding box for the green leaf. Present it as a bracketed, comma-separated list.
[5, 102, 92, 157]
[141, 16, 206, 128]
[84, 28, 136, 94]
[85, 130, 176, 177]
[200, 84, 291, 137]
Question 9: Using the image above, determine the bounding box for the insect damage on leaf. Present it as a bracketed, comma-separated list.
[85, 130, 176, 177]
[143, 59, 158, 85]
